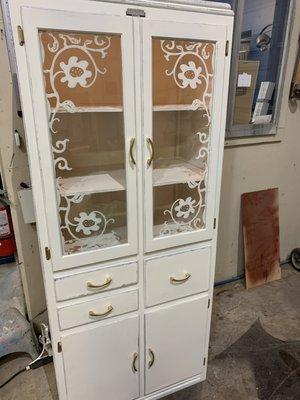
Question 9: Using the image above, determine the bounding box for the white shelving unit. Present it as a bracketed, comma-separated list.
[7, 1, 233, 399]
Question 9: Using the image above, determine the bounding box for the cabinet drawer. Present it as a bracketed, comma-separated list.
[145, 247, 210, 307]
[58, 290, 138, 330]
[55, 262, 138, 301]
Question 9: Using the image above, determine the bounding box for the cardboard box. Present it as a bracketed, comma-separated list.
[257, 81, 275, 101]
[233, 61, 260, 125]
[253, 101, 269, 117]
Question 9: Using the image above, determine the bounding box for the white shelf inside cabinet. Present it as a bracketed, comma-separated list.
[51, 106, 123, 113]
[64, 226, 126, 255]
[153, 104, 194, 112]
[153, 162, 205, 187]
[58, 171, 126, 196]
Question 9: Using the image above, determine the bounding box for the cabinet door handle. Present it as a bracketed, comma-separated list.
[89, 305, 113, 318]
[148, 348, 155, 369]
[170, 272, 191, 284]
[129, 138, 136, 165]
[132, 352, 139, 373]
[87, 276, 112, 290]
[146, 137, 154, 166]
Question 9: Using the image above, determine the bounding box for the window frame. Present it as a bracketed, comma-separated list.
[226, 0, 295, 140]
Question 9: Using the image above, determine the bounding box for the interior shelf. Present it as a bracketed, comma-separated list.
[58, 162, 204, 197]
[52, 106, 123, 114]
[153, 162, 205, 187]
[58, 171, 126, 196]
[153, 104, 194, 112]
[51, 104, 197, 113]
[64, 226, 126, 254]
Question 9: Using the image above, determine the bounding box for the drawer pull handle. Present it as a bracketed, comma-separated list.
[87, 276, 112, 290]
[129, 137, 136, 165]
[146, 137, 154, 166]
[132, 352, 139, 373]
[170, 272, 191, 284]
[148, 348, 155, 369]
[89, 305, 113, 318]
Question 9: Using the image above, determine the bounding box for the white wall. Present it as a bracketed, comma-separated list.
[215, 1, 300, 281]
[0, 11, 46, 319]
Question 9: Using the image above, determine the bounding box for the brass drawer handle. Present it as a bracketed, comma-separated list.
[87, 276, 112, 290]
[132, 352, 139, 373]
[146, 137, 154, 166]
[129, 137, 136, 165]
[89, 305, 113, 318]
[170, 272, 191, 284]
[148, 348, 155, 369]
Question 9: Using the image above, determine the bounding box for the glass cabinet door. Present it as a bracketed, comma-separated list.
[22, 9, 137, 270]
[143, 19, 228, 251]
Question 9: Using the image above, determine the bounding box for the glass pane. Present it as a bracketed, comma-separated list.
[233, 0, 290, 126]
[39, 30, 127, 255]
[152, 38, 215, 238]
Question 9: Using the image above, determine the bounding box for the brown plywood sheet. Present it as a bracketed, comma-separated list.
[241, 188, 281, 289]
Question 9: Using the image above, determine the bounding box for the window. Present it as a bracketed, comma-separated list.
[210, 0, 293, 138]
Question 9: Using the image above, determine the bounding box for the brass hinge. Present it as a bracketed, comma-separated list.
[45, 247, 51, 260]
[17, 25, 24, 46]
[126, 8, 145, 17]
[213, 218, 217, 229]
[203, 357, 206, 366]
[208, 298, 211, 308]
[57, 342, 62, 353]
[225, 40, 229, 56]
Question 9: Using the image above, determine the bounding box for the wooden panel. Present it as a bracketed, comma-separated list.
[242, 188, 281, 289]
[61, 315, 139, 400]
[145, 247, 210, 307]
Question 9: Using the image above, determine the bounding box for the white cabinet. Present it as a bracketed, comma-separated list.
[145, 296, 209, 394]
[6, 0, 233, 399]
[61, 315, 140, 400]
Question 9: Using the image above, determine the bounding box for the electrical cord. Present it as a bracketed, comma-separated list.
[0, 355, 53, 390]
[0, 368, 26, 389]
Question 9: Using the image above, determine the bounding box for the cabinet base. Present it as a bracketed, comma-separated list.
[141, 373, 205, 400]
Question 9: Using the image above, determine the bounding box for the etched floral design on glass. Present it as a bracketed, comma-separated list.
[152, 38, 215, 237]
[39, 30, 126, 254]
[60, 56, 93, 88]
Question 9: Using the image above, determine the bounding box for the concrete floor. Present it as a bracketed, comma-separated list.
[0, 262, 26, 316]
[0, 265, 299, 400]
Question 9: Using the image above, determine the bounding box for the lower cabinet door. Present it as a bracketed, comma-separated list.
[145, 296, 208, 394]
[61, 315, 139, 400]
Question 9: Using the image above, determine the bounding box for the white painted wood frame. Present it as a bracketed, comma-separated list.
[4, 1, 233, 399]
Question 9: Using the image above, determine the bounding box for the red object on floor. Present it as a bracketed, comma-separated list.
[241, 188, 281, 289]
[0, 204, 16, 257]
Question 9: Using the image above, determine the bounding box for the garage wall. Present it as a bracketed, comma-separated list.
[215, 1, 300, 281]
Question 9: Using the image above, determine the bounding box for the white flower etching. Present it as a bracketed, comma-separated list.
[60, 56, 92, 88]
[74, 212, 102, 236]
[175, 197, 196, 219]
[178, 61, 202, 89]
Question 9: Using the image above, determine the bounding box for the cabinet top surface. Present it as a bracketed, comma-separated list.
[96, 0, 233, 13]
[7, 0, 233, 15]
